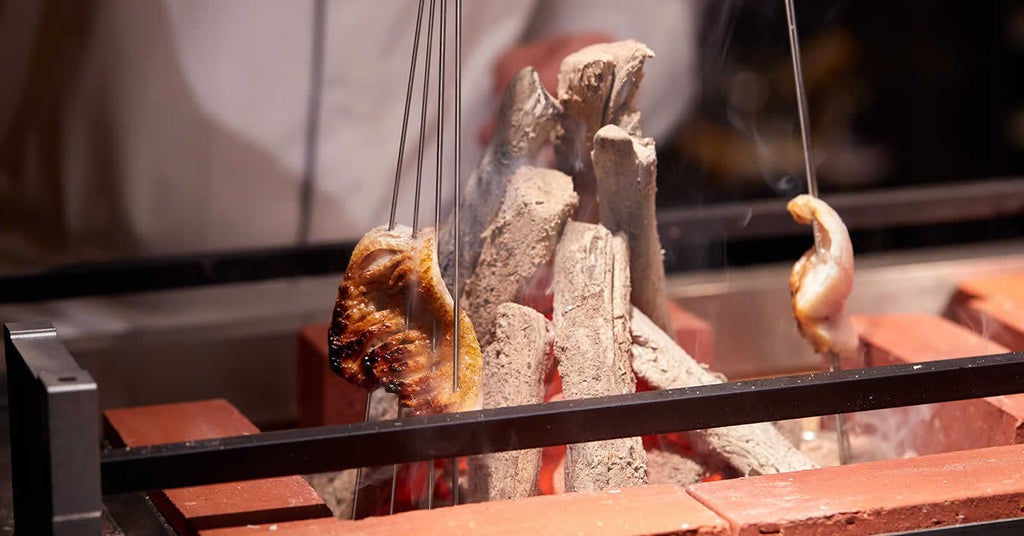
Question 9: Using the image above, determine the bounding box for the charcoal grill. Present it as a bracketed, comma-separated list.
[4, 193, 1024, 535]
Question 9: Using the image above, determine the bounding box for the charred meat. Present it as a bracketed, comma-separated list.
[328, 225, 483, 414]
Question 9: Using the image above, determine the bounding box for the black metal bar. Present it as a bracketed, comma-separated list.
[101, 351, 1024, 494]
[0, 241, 355, 304]
[2, 179, 1022, 304]
[885, 517, 1024, 535]
[657, 176, 1024, 242]
[4, 322, 102, 535]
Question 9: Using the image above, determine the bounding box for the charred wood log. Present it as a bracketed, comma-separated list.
[592, 123, 671, 333]
[553, 221, 647, 491]
[468, 303, 552, 502]
[438, 67, 561, 295]
[461, 166, 576, 346]
[554, 40, 653, 221]
[630, 308, 818, 476]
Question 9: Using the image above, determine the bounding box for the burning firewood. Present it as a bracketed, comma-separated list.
[630, 308, 818, 476]
[468, 303, 552, 502]
[553, 221, 648, 492]
[461, 166, 577, 347]
[554, 40, 653, 221]
[592, 123, 672, 333]
[438, 67, 561, 296]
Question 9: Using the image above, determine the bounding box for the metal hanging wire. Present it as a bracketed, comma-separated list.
[352, 0, 463, 517]
[783, 0, 851, 465]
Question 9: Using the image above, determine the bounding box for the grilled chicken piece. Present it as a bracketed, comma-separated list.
[328, 225, 483, 414]
[788, 194, 859, 361]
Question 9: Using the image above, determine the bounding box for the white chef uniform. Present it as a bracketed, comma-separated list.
[0, 0, 698, 255]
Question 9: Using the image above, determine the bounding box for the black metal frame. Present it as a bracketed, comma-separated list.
[7, 323, 1024, 534]
[0, 242, 355, 304]
[5, 323, 101, 535]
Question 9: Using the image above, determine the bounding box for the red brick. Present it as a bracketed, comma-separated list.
[104, 400, 331, 535]
[852, 314, 1008, 367]
[202, 485, 729, 536]
[945, 271, 1024, 339]
[851, 314, 1023, 455]
[688, 443, 1024, 535]
[951, 298, 1024, 352]
[953, 270, 1024, 307]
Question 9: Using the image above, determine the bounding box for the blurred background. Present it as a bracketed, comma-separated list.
[1, 0, 1024, 440]
[658, 0, 1024, 269]
[1, 3, 1024, 527]
[0, 0, 1019, 411]
[1, 1, 1022, 274]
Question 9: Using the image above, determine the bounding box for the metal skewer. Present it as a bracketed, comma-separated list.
[450, 0, 463, 507]
[827, 351, 853, 464]
[354, 0, 464, 516]
[785, 0, 817, 201]
[784, 0, 851, 465]
[401, 0, 438, 513]
[353, 0, 431, 518]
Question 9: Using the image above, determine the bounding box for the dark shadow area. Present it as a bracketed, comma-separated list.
[656, 0, 1024, 269]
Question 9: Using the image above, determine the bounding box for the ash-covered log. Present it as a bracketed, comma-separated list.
[554, 40, 653, 221]
[630, 308, 818, 476]
[468, 303, 552, 502]
[592, 123, 671, 333]
[439, 67, 561, 295]
[553, 221, 647, 492]
[461, 166, 576, 346]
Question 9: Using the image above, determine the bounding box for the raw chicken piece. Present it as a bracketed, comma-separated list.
[328, 225, 482, 415]
[788, 194, 859, 361]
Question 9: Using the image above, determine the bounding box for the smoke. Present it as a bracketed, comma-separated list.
[696, 0, 833, 198]
[850, 404, 935, 462]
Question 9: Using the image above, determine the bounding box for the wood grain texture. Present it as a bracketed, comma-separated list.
[630, 308, 817, 476]
[554, 40, 653, 221]
[592, 123, 671, 333]
[553, 221, 647, 492]
[438, 67, 561, 295]
[461, 166, 576, 347]
[468, 303, 552, 502]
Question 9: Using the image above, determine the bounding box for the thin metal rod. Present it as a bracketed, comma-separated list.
[429, 0, 451, 510]
[297, 0, 328, 244]
[828, 351, 852, 465]
[784, 0, 817, 199]
[102, 351, 1024, 494]
[388, 0, 428, 231]
[427, 317, 440, 509]
[389, 463, 399, 514]
[412, 0, 438, 235]
[426, 462, 435, 509]
[450, 0, 463, 507]
[785, 1, 847, 460]
[433, 0, 447, 232]
[449, 457, 459, 506]
[350, 389, 374, 519]
[451, 0, 461, 398]
[5, 177, 1024, 305]
[376, 1, 428, 516]
[405, 0, 441, 513]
